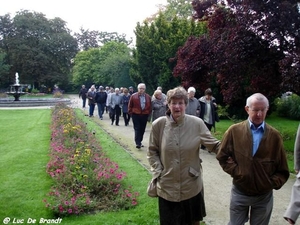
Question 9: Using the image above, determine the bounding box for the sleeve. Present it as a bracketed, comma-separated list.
[216, 128, 238, 177]
[295, 124, 300, 171]
[147, 120, 164, 179]
[199, 119, 220, 153]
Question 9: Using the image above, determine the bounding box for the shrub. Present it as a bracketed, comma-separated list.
[275, 94, 300, 120]
[31, 88, 39, 94]
[44, 103, 138, 216]
[53, 90, 63, 98]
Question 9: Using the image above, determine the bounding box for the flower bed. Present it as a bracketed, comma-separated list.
[44, 103, 138, 215]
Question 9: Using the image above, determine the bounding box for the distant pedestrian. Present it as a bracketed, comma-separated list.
[106, 88, 114, 119]
[185, 87, 200, 116]
[87, 85, 96, 117]
[128, 83, 152, 149]
[109, 88, 123, 126]
[79, 85, 88, 108]
[95, 86, 107, 120]
[129, 86, 135, 95]
[122, 88, 131, 126]
[199, 88, 218, 151]
[151, 89, 167, 122]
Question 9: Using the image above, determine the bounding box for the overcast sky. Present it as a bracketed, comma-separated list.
[1, 0, 167, 39]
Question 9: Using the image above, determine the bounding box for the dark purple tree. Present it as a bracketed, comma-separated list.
[173, 0, 300, 116]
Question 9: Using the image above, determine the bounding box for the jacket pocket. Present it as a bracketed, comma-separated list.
[188, 167, 200, 177]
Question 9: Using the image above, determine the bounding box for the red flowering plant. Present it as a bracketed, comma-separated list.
[44, 103, 139, 216]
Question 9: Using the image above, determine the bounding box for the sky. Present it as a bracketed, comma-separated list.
[1, 0, 167, 40]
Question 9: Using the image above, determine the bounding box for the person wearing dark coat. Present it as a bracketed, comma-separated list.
[79, 85, 88, 108]
[95, 86, 107, 120]
[199, 88, 218, 151]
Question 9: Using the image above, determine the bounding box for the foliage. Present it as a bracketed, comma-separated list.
[72, 41, 133, 88]
[0, 51, 10, 87]
[134, 13, 207, 94]
[53, 91, 63, 98]
[275, 94, 300, 120]
[0, 10, 78, 90]
[74, 28, 133, 51]
[172, 0, 299, 118]
[145, 0, 194, 22]
[31, 88, 39, 94]
[45, 103, 138, 216]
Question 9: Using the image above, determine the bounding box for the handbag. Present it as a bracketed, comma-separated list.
[147, 178, 158, 197]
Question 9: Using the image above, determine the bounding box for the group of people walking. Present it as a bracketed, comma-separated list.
[80, 83, 299, 225]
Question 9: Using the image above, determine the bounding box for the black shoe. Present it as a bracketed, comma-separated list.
[116, 124, 119, 126]
[136, 145, 141, 149]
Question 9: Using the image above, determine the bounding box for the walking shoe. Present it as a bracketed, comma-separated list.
[136, 145, 141, 149]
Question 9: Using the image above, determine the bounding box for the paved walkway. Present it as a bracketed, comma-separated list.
[2, 95, 296, 224]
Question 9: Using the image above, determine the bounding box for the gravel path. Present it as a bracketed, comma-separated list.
[69, 95, 296, 225]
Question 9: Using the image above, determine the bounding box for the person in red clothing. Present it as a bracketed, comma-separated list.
[128, 83, 152, 149]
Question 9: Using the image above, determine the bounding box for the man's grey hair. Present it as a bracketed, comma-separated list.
[246, 93, 269, 107]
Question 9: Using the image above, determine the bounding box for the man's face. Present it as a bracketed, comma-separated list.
[245, 100, 268, 127]
[188, 92, 195, 99]
[138, 85, 145, 94]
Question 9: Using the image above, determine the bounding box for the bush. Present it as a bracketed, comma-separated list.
[31, 88, 39, 94]
[275, 94, 300, 120]
[44, 103, 138, 216]
[53, 90, 63, 98]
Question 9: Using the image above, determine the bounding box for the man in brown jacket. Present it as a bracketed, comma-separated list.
[217, 93, 289, 225]
[128, 83, 152, 149]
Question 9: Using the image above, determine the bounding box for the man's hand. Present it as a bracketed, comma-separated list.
[226, 157, 234, 164]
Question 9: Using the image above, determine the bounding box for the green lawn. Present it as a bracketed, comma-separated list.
[0, 109, 298, 225]
[0, 109, 159, 225]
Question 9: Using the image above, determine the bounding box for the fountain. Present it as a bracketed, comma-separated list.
[7, 72, 27, 101]
[0, 72, 71, 107]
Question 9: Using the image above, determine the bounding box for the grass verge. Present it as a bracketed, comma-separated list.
[0, 109, 159, 225]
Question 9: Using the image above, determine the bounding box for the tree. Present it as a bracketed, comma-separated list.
[72, 48, 101, 87]
[72, 41, 133, 88]
[0, 51, 10, 87]
[74, 28, 133, 51]
[0, 10, 78, 90]
[144, 0, 194, 22]
[133, 13, 206, 94]
[173, 1, 300, 117]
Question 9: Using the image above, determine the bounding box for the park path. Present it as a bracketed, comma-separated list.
[71, 95, 297, 224]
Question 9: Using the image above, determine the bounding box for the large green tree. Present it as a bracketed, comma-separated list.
[133, 13, 206, 94]
[74, 28, 133, 51]
[0, 10, 78, 90]
[72, 41, 133, 88]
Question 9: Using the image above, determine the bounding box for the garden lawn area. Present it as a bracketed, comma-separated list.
[0, 109, 53, 219]
[0, 109, 159, 225]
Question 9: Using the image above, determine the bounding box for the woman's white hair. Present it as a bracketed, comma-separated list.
[187, 87, 196, 93]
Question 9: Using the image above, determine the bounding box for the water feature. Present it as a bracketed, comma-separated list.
[6, 72, 27, 101]
[0, 72, 71, 107]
